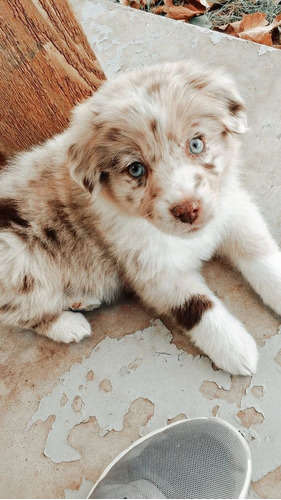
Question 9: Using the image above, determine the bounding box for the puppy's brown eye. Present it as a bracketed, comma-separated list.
[189, 138, 204, 154]
[127, 162, 146, 179]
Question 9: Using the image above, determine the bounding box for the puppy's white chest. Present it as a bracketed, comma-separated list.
[113, 216, 220, 274]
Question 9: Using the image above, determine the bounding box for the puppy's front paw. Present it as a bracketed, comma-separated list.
[46, 311, 92, 343]
[211, 322, 258, 376]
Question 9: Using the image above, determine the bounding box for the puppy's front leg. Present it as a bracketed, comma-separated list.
[219, 190, 281, 316]
[135, 273, 258, 375]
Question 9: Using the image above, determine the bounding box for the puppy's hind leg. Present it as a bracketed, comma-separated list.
[32, 311, 92, 343]
[0, 285, 92, 343]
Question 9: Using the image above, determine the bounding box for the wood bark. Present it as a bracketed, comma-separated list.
[0, 0, 106, 161]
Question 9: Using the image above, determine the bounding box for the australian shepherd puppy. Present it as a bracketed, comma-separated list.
[1, 61, 281, 375]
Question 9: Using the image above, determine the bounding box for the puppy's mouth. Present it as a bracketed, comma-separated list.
[178, 217, 212, 235]
[188, 225, 202, 233]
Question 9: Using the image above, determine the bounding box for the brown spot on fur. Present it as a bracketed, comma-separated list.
[31, 235, 56, 257]
[13, 227, 29, 242]
[146, 82, 161, 96]
[137, 176, 147, 188]
[0, 303, 17, 313]
[106, 127, 125, 143]
[190, 78, 208, 90]
[0, 199, 29, 229]
[21, 275, 35, 293]
[126, 195, 134, 203]
[100, 171, 109, 183]
[0, 152, 7, 166]
[166, 132, 174, 143]
[51, 201, 77, 237]
[229, 101, 244, 115]
[204, 163, 215, 170]
[194, 174, 203, 188]
[150, 119, 158, 139]
[68, 144, 79, 162]
[82, 177, 94, 194]
[173, 295, 213, 331]
[44, 227, 59, 243]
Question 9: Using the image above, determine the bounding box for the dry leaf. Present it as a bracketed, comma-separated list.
[238, 12, 281, 46]
[122, 0, 281, 50]
[208, 0, 229, 10]
[239, 12, 268, 32]
[120, 0, 140, 7]
[153, 0, 208, 20]
[167, 5, 204, 20]
[215, 12, 281, 48]
[187, 0, 209, 9]
[229, 20, 242, 33]
[216, 20, 241, 35]
[272, 13, 281, 25]
[120, 0, 157, 6]
[238, 28, 272, 45]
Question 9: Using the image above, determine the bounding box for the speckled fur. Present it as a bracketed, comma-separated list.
[1, 61, 281, 374]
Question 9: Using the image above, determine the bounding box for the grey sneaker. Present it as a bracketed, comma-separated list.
[88, 417, 251, 499]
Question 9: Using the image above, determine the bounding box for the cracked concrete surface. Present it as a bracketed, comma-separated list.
[1, 1, 281, 498]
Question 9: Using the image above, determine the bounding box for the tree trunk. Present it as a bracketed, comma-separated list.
[0, 0, 106, 162]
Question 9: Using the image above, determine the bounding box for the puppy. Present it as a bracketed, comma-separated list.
[1, 61, 280, 375]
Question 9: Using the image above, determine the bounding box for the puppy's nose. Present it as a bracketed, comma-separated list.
[172, 200, 200, 224]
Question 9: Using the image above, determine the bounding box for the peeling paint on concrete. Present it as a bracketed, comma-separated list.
[258, 44, 277, 56]
[209, 31, 225, 45]
[251, 386, 264, 398]
[199, 377, 250, 407]
[216, 332, 281, 481]
[167, 413, 187, 425]
[64, 477, 94, 499]
[252, 465, 281, 498]
[28, 319, 231, 463]
[27, 319, 281, 489]
[99, 378, 113, 392]
[70, 0, 144, 77]
[212, 405, 220, 417]
[237, 407, 264, 428]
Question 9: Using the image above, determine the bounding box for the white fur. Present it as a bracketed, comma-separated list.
[45, 312, 92, 343]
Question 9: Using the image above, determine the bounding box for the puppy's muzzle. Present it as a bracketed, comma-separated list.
[171, 200, 201, 224]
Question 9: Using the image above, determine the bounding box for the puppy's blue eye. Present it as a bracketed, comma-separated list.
[127, 162, 145, 178]
[189, 138, 204, 154]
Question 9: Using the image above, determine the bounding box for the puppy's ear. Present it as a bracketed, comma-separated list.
[66, 101, 102, 195]
[212, 74, 247, 134]
[67, 140, 101, 195]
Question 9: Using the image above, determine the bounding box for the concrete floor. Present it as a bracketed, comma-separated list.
[1, 1, 281, 498]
